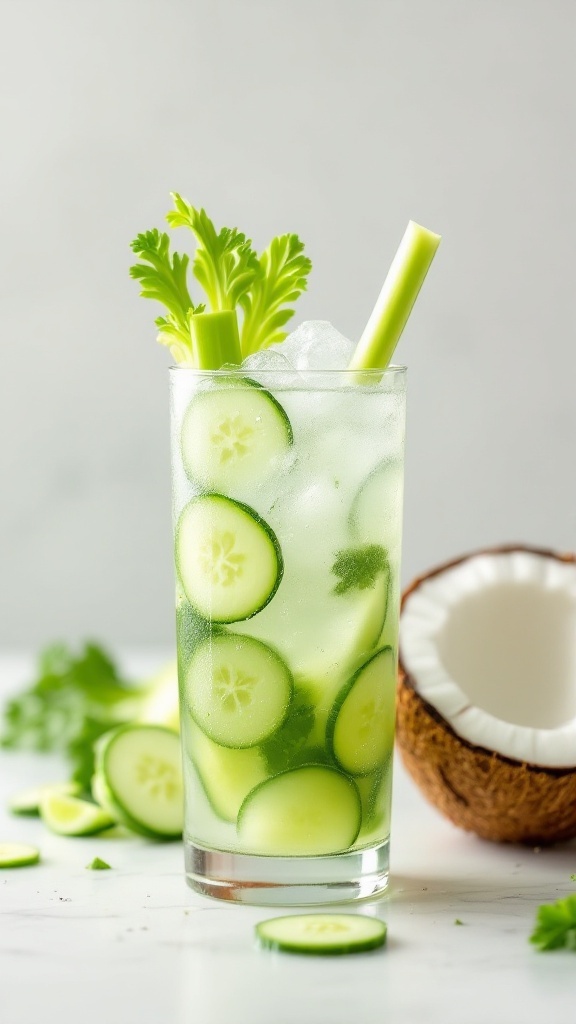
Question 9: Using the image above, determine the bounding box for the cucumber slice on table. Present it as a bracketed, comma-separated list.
[40, 793, 115, 837]
[0, 842, 40, 868]
[256, 914, 387, 955]
[185, 633, 292, 748]
[186, 720, 268, 822]
[8, 780, 81, 817]
[327, 646, 396, 776]
[176, 494, 283, 623]
[181, 377, 292, 492]
[95, 725, 183, 839]
[237, 765, 361, 856]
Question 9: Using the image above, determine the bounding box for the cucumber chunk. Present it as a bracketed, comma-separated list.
[95, 725, 183, 839]
[237, 765, 361, 855]
[327, 646, 396, 776]
[256, 914, 387, 955]
[185, 633, 292, 748]
[40, 793, 115, 837]
[175, 494, 283, 623]
[181, 377, 292, 492]
[8, 780, 81, 817]
[186, 720, 268, 821]
[0, 842, 40, 868]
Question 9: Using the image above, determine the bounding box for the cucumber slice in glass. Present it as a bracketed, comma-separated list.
[186, 720, 268, 822]
[237, 765, 361, 856]
[256, 913, 387, 955]
[349, 459, 404, 549]
[95, 725, 183, 839]
[8, 780, 81, 817]
[181, 377, 292, 492]
[175, 494, 283, 623]
[327, 646, 396, 776]
[185, 633, 292, 748]
[0, 842, 40, 868]
[40, 793, 115, 837]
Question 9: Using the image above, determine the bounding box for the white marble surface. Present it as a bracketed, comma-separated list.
[1, 654, 575, 1024]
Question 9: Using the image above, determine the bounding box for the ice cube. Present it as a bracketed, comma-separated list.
[241, 347, 299, 388]
[272, 321, 355, 372]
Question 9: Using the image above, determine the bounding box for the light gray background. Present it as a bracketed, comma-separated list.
[1, 0, 575, 649]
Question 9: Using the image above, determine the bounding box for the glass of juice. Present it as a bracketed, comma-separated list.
[170, 363, 406, 905]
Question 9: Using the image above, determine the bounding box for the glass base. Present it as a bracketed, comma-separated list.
[184, 839, 390, 906]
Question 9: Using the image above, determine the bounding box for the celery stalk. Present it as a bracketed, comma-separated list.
[190, 311, 242, 369]
[349, 221, 441, 371]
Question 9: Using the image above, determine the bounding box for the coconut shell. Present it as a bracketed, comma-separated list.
[397, 545, 576, 846]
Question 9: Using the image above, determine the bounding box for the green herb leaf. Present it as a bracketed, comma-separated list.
[86, 857, 111, 870]
[331, 545, 389, 595]
[1, 643, 148, 789]
[130, 229, 199, 363]
[167, 193, 259, 313]
[454, 919, 464, 926]
[240, 234, 312, 355]
[530, 894, 576, 951]
[261, 687, 317, 774]
[570, 874, 576, 881]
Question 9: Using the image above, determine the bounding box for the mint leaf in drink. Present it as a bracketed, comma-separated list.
[261, 688, 316, 773]
[240, 234, 312, 355]
[530, 894, 576, 951]
[167, 194, 259, 313]
[86, 857, 111, 870]
[130, 229, 203, 363]
[331, 545, 389, 595]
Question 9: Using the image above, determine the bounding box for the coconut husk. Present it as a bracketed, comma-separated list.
[397, 545, 576, 846]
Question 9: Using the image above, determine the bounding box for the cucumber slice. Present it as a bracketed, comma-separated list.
[0, 842, 40, 868]
[237, 765, 361, 856]
[176, 494, 283, 623]
[40, 793, 115, 836]
[95, 725, 183, 839]
[356, 759, 392, 842]
[8, 780, 81, 817]
[256, 914, 387, 955]
[185, 633, 292, 748]
[181, 377, 292, 492]
[349, 459, 404, 550]
[327, 646, 396, 776]
[186, 720, 268, 822]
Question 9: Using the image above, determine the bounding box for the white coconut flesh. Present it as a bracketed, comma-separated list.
[399, 550, 576, 767]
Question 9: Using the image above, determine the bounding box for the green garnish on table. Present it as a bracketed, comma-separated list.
[530, 894, 576, 951]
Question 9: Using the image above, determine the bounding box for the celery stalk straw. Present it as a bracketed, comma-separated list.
[348, 221, 441, 371]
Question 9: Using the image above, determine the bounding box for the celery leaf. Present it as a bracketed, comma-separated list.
[130, 229, 199, 363]
[167, 193, 259, 313]
[240, 234, 312, 355]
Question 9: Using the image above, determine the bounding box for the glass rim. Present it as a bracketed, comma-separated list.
[169, 363, 407, 377]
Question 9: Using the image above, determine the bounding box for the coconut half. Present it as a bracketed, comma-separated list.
[397, 545, 576, 844]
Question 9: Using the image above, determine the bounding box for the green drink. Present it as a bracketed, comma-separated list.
[131, 194, 438, 903]
[171, 361, 406, 903]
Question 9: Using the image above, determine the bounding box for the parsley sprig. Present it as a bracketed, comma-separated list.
[530, 894, 576, 951]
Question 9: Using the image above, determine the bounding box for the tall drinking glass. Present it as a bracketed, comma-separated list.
[170, 365, 406, 904]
